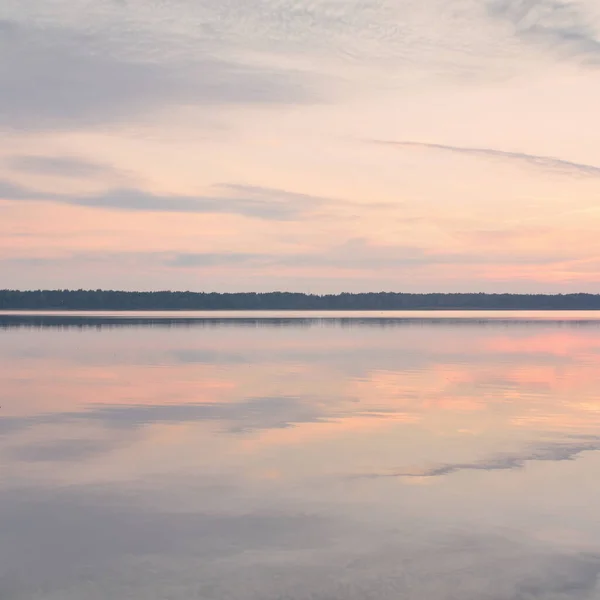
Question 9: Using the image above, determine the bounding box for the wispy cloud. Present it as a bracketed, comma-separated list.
[373, 139, 600, 177]
[6, 439, 116, 463]
[0, 396, 337, 435]
[169, 253, 271, 267]
[279, 238, 577, 269]
[73, 188, 320, 220]
[0, 179, 336, 221]
[0, 19, 324, 131]
[0, 238, 579, 272]
[363, 439, 600, 479]
[5, 155, 125, 180]
[488, 0, 600, 65]
[0, 179, 43, 200]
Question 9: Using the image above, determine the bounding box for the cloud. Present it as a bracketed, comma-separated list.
[0, 179, 333, 220]
[286, 238, 576, 269]
[0, 19, 323, 131]
[366, 439, 600, 479]
[170, 253, 271, 267]
[0, 235, 579, 274]
[373, 139, 600, 177]
[488, 0, 600, 65]
[125, 242, 572, 273]
[0, 0, 596, 138]
[75, 397, 333, 433]
[0, 396, 336, 435]
[5, 439, 115, 462]
[167, 237, 577, 273]
[74, 188, 321, 220]
[5, 155, 124, 180]
[0, 179, 44, 200]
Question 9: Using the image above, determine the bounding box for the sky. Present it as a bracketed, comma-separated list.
[1, 0, 600, 293]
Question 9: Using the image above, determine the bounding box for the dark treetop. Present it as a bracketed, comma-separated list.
[2, 290, 600, 310]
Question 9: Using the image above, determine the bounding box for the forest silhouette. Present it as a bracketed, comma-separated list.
[2, 290, 600, 310]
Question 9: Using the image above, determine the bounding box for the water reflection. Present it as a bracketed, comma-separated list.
[4, 310, 600, 330]
[2, 314, 600, 599]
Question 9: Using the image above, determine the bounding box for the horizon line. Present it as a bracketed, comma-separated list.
[2, 290, 600, 297]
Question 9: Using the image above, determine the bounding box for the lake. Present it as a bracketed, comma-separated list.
[2, 311, 600, 599]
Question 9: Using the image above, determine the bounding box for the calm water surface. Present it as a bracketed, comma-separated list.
[2, 311, 600, 599]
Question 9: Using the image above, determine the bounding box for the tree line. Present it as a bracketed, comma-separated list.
[2, 290, 600, 310]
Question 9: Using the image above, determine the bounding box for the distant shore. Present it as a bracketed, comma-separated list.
[2, 290, 600, 311]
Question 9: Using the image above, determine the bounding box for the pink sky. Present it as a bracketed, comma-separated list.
[2, 0, 600, 292]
